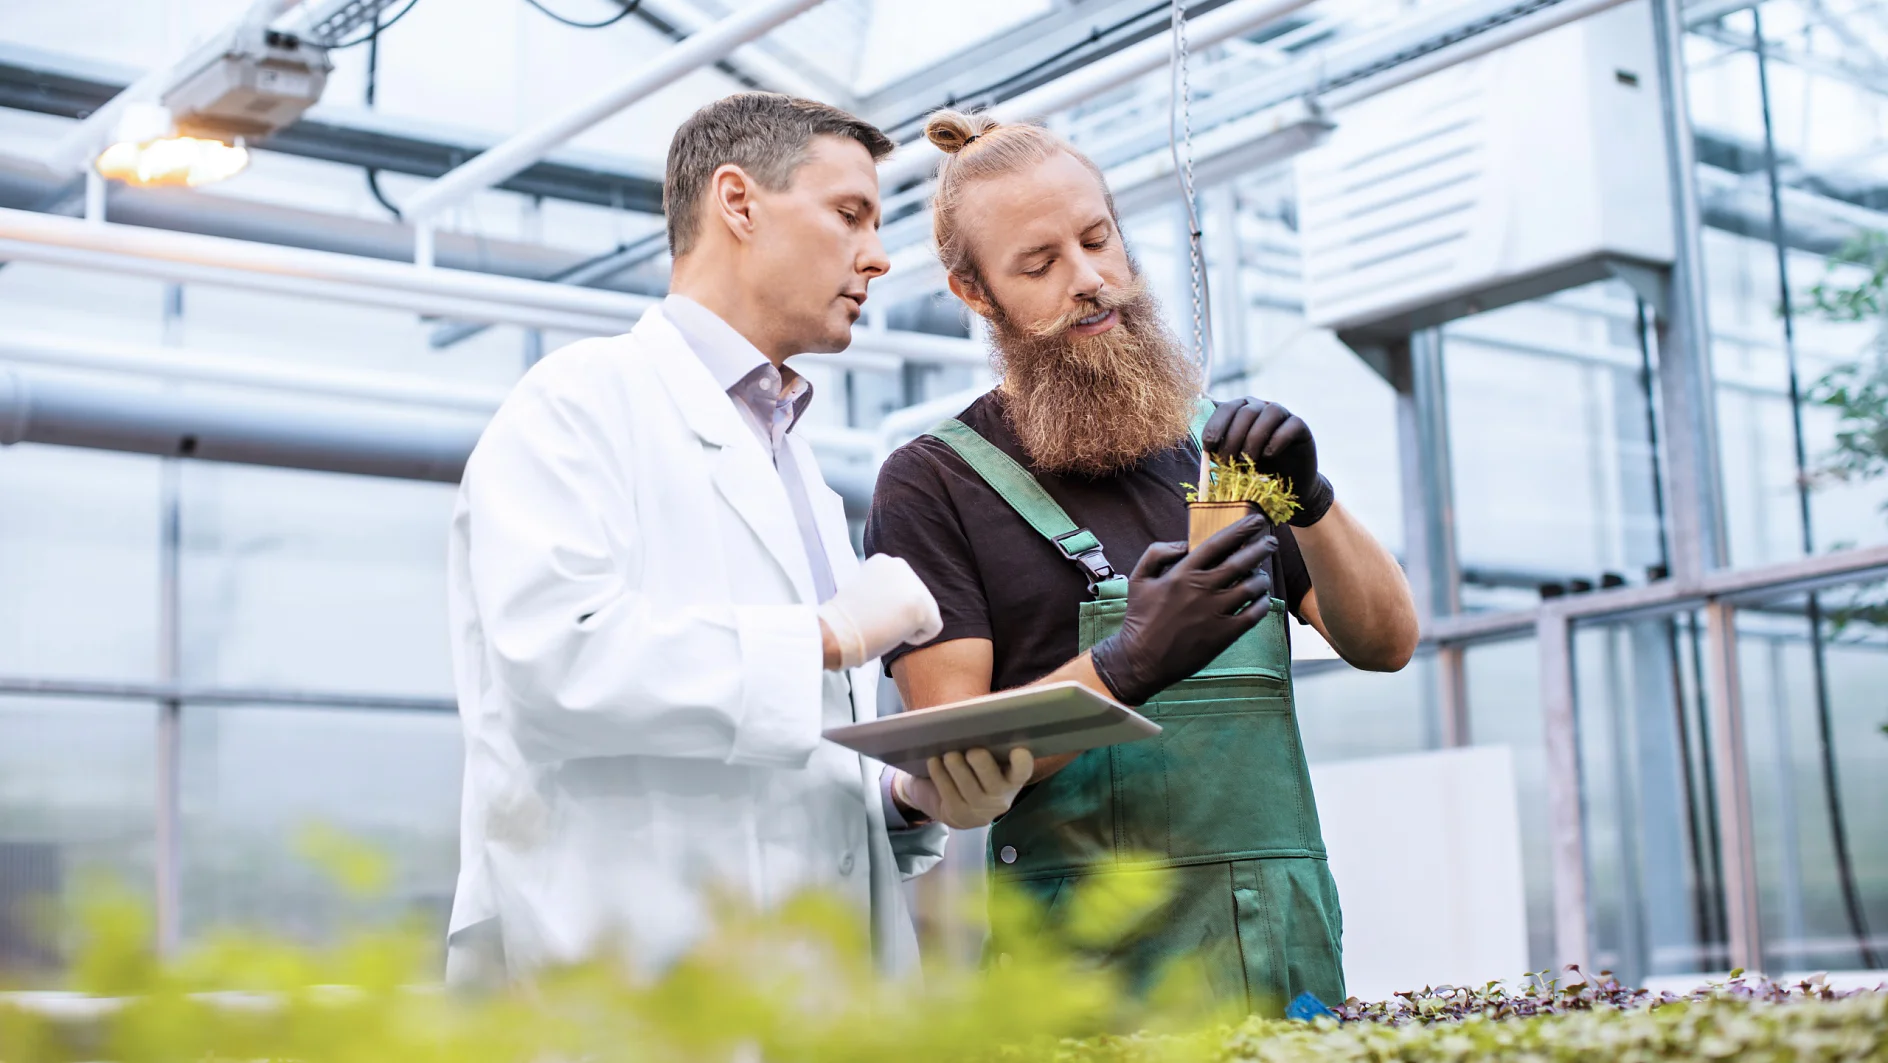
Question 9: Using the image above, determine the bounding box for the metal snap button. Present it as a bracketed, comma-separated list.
[839, 852, 856, 875]
[999, 845, 1018, 864]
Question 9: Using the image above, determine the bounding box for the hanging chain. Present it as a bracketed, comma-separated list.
[1169, 0, 1213, 381]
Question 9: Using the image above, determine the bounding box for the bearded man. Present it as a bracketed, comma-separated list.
[864, 111, 1420, 1014]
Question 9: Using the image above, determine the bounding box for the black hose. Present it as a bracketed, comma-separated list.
[521, 0, 640, 29]
[362, 5, 402, 221]
[326, 0, 423, 49]
[1752, 6, 1880, 970]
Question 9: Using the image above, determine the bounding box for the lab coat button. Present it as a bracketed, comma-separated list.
[999, 845, 1018, 864]
[839, 852, 856, 875]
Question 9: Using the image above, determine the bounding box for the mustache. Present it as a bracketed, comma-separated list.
[1024, 276, 1151, 338]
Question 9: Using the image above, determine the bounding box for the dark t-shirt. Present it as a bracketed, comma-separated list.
[864, 392, 1312, 694]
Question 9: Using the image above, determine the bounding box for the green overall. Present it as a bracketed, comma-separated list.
[926, 412, 1345, 1015]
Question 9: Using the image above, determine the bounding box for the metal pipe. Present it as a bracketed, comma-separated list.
[0, 364, 484, 482]
[1649, 0, 1730, 583]
[1701, 598, 1764, 972]
[877, 0, 1321, 188]
[1318, 0, 1635, 110]
[154, 284, 184, 959]
[0, 207, 652, 329]
[1421, 542, 1888, 648]
[0, 208, 983, 365]
[402, 0, 829, 224]
[1537, 606, 1592, 971]
[0, 329, 511, 412]
[0, 675, 454, 713]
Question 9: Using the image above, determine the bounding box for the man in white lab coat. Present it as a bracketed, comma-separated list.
[444, 93, 1034, 984]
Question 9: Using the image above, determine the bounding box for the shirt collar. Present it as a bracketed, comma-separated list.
[663, 293, 813, 427]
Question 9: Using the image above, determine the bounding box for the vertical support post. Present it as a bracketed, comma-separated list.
[1397, 329, 1468, 746]
[154, 282, 185, 956]
[1539, 606, 1591, 972]
[415, 222, 436, 270]
[84, 171, 106, 225]
[1648, 0, 1727, 586]
[522, 196, 545, 368]
[1702, 598, 1763, 972]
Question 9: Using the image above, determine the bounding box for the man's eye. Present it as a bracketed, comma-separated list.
[840, 211, 858, 225]
[1024, 262, 1052, 278]
[1084, 239, 1107, 250]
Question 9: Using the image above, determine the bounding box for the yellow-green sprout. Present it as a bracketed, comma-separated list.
[1184, 456, 1301, 525]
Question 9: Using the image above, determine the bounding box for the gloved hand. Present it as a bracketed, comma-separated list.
[1202, 397, 1335, 526]
[893, 748, 1034, 830]
[818, 554, 943, 671]
[1088, 518, 1278, 705]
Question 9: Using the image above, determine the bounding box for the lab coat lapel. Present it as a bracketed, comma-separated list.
[785, 433, 878, 725]
[638, 310, 817, 605]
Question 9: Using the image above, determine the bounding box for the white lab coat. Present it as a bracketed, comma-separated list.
[444, 304, 946, 982]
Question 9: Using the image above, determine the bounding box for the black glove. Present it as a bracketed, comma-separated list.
[1088, 517, 1278, 706]
[1201, 397, 1335, 527]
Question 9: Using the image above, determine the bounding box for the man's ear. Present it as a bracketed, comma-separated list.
[706, 163, 758, 244]
[947, 271, 994, 321]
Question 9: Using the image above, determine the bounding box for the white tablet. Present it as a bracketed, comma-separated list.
[822, 681, 1160, 778]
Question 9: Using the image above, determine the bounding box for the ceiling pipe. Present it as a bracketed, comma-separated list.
[0, 206, 651, 332]
[0, 363, 484, 482]
[0, 329, 509, 412]
[876, 0, 1319, 189]
[0, 207, 983, 364]
[0, 152, 667, 294]
[401, 0, 829, 228]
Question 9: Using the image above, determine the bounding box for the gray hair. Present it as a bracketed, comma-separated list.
[664, 92, 895, 257]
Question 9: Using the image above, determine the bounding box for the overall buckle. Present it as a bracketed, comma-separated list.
[1052, 528, 1116, 593]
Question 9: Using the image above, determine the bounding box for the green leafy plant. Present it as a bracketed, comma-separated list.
[1, 850, 1883, 1062]
[1805, 232, 1888, 648]
[1183, 456, 1300, 525]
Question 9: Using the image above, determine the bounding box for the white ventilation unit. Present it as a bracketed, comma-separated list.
[1296, 1, 1674, 340]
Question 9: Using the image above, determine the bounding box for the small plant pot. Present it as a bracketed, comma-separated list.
[1188, 501, 1261, 549]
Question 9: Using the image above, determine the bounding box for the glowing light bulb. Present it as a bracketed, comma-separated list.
[94, 103, 249, 187]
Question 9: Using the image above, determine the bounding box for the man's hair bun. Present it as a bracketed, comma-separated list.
[924, 109, 1001, 155]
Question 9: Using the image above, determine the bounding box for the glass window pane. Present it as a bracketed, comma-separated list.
[180, 465, 457, 699]
[0, 445, 160, 683]
[1733, 580, 1888, 973]
[179, 705, 461, 948]
[1464, 637, 1552, 971]
[0, 697, 155, 979]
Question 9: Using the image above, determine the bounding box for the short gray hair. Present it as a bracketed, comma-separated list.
[664, 92, 895, 256]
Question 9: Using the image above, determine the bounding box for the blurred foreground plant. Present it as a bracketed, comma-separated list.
[0, 848, 1883, 1062]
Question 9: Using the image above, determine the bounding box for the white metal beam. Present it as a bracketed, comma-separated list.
[877, 0, 1320, 189]
[0, 329, 510, 412]
[401, 0, 829, 227]
[0, 207, 982, 365]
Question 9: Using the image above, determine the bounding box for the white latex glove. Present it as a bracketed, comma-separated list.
[818, 554, 943, 671]
[893, 748, 1034, 830]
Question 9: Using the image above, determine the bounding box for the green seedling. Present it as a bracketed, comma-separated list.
[1184, 455, 1301, 526]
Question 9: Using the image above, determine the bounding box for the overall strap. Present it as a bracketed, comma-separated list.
[927, 419, 1125, 597]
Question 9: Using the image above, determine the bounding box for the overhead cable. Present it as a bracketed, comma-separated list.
[522, 0, 642, 29]
[324, 0, 423, 49]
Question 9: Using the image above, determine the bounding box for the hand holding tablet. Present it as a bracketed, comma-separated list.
[821, 681, 1161, 778]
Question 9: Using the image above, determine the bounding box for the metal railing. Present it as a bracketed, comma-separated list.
[1418, 541, 1888, 974]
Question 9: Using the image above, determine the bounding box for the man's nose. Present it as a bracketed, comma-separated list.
[1068, 254, 1104, 301]
[859, 227, 891, 280]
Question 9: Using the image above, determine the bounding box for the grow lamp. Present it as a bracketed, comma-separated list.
[94, 103, 249, 188]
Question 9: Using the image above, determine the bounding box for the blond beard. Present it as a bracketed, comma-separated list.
[986, 276, 1202, 477]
